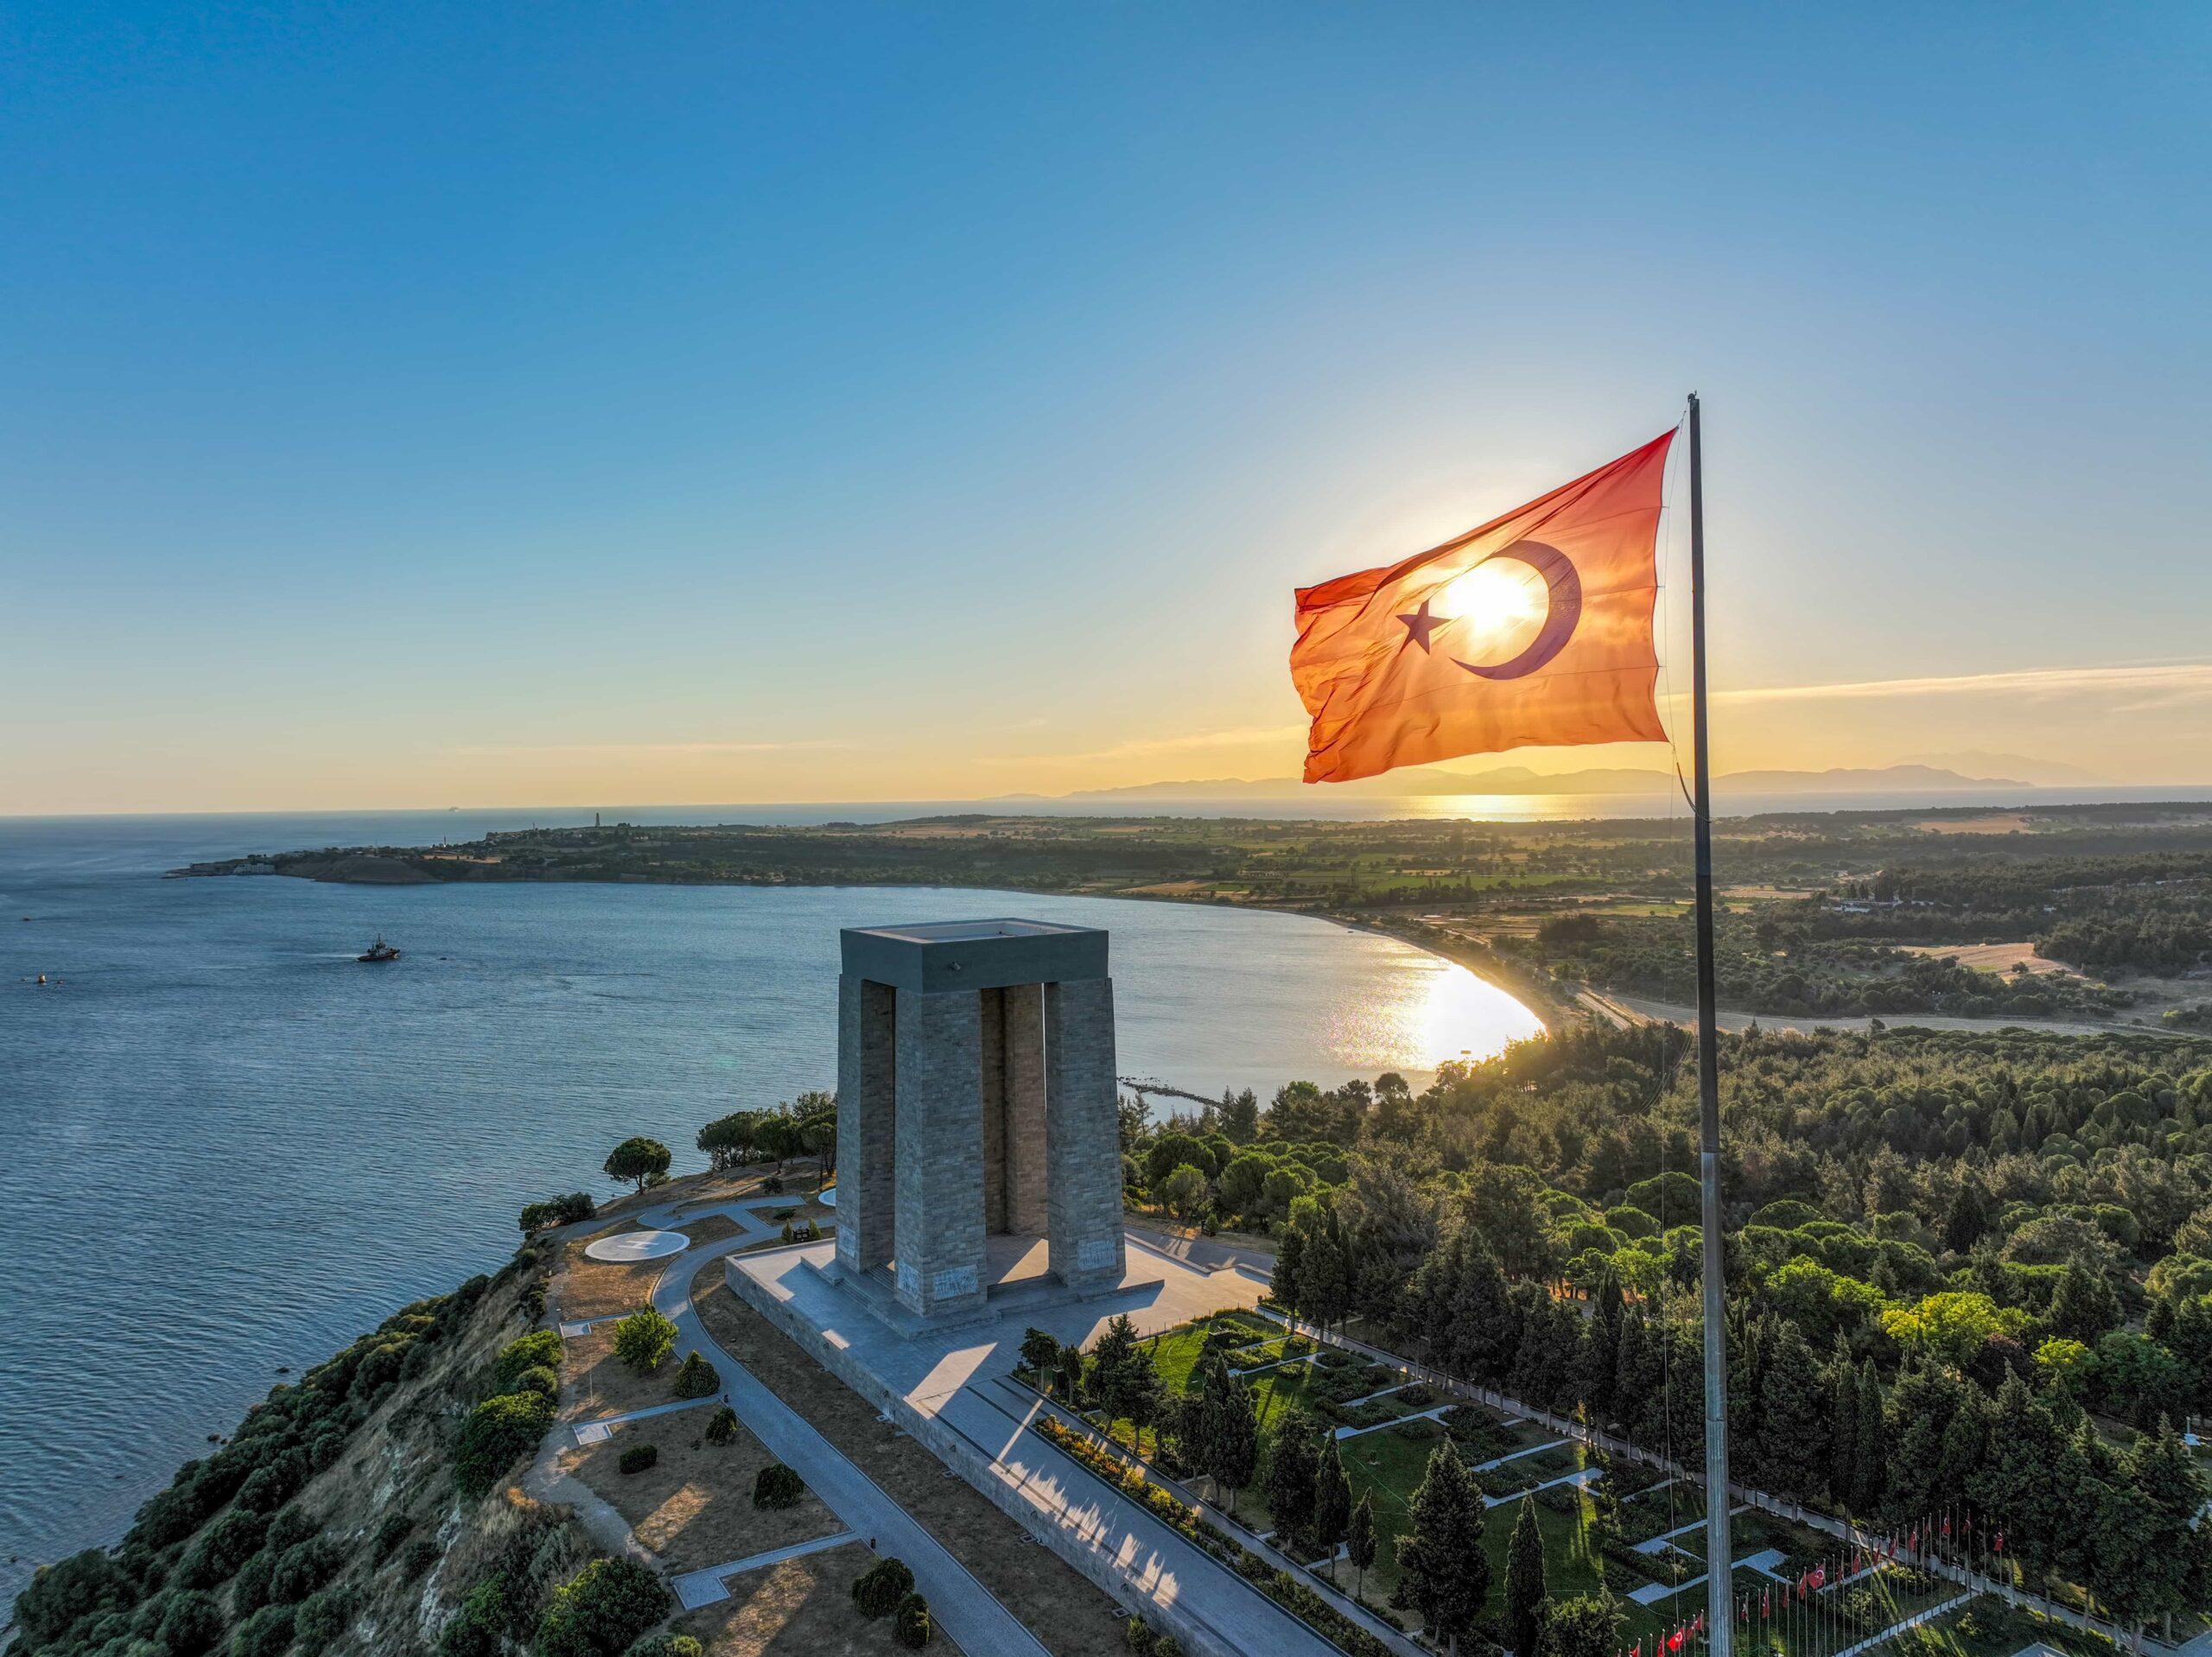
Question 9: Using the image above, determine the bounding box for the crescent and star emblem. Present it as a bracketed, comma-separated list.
[1395, 539, 1582, 682]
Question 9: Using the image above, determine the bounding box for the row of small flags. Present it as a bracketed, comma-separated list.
[1613, 1513, 2005, 1657]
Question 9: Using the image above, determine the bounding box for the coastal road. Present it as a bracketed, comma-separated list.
[1585, 986, 2183, 1041]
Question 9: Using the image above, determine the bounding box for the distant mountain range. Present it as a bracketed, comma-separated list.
[1037, 762, 2037, 801]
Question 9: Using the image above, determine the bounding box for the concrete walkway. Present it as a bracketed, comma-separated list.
[570, 1397, 715, 1446]
[653, 1241, 1053, 1657]
[671, 1530, 860, 1610]
[1334, 1404, 1449, 1442]
[1485, 1465, 1599, 1510]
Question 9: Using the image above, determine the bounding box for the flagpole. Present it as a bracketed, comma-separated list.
[1687, 391, 1735, 1657]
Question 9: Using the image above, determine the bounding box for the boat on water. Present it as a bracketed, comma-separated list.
[358, 936, 401, 963]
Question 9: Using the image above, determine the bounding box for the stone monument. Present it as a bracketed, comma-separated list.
[831, 917, 1128, 1325]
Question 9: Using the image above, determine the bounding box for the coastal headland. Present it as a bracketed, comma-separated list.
[175, 800, 2212, 1035]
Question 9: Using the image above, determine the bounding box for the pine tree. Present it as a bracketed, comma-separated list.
[1967, 1374, 2079, 1586]
[1942, 1175, 1990, 1254]
[1750, 1320, 1827, 1502]
[2048, 1262, 2121, 1345]
[2123, 1422, 2211, 1635]
[1312, 1437, 1352, 1574]
[1397, 1440, 1489, 1654]
[1503, 1496, 1548, 1657]
[1303, 1214, 1351, 1336]
[1882, 1365, 1958, 1521]
[1448, 1235, 1518, 1385]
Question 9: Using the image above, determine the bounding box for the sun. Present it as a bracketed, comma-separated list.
[1428, 558, 1548, 661]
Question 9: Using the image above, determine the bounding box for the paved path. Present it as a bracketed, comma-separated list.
[670, 1530, 859, 1611]
[1334, 1404, 1449, 1442]
[653, 1242, 1053, 1657]
[1484, 1465, 1599, 1510]
[571, 1397, 715, 1446]
[1471, 1438, 1569, 1472]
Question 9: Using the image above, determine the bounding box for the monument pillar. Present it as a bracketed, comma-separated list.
[890, 987, 988, 1321]
[830, 917, 1126, 1326]
[1045, 976, 1128, 1288]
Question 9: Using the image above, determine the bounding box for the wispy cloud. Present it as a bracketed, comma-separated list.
[1002, 722, 1306, 767]
[450, 738, 860, 757]
[1719, 663, 2212, 707]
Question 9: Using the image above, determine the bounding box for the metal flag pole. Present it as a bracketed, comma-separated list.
[1687, 390, 1735, 1657]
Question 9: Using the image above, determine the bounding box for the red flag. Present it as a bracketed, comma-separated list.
[1292, 431, 1675, 782]
[1761, 1589, 1770, 1619]
[1993, 1531, 2005, 1554]
[1809, 1565, 1827, 1592]
[1668, 1628, 1684, 1652]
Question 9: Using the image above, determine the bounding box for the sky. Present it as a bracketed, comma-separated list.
[3, 3, 2209, 813]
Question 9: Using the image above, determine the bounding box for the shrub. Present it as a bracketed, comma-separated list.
[175, 1509, 270, 1589]
[495, 1330, 564, 1387]
[231, 1467, 289, 1514]
[14, 1549, 137, 1647]
[265, 1508, 320, 1554]
[232, 1552, 276, 1616]
[752, 1464, 804, 1508]
[702, 1406, 739, 1446]
[625, 1639, 704, 1657]
[513, 1363, 561, 1400]
[1154, 1637, 1185, 1657]
[537, 1557, 673, 1657]
[268, 1536, 343, 1605]
[610, 1309, 677, 1374]
[294, 1584, 359, 1654]
[157, 1589, 228, 1657]
[440, 1576, 510, 1657]
[454, 1391, 555, 1499]
[230, 1604, 296, 1657]
[893, 1591, 932, 1648]
[852, 1558, 915, 1619]
[1397, 1382, 1434, 1406]
[519, 1192, 595, 1233]
[618, 1443, 658, 1475]
[670, 1350, 718, 1399]
[1126, 1618, 1158, 1653]
[399, 1535, 441, 1578]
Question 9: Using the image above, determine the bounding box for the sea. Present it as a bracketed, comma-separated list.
[0, 808, 1545, 1602]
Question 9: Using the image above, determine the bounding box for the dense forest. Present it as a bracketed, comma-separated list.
[1122, 1023, 2212, 1635]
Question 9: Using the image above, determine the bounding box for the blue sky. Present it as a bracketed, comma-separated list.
[4, 3, 2209, 809]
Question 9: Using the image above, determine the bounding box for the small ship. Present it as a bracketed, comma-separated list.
[357, 936, 402, 963]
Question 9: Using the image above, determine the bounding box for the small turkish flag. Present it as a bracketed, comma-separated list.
[1291, 430, 1675, 783]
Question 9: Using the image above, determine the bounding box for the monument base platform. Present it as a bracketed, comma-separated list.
[807, 1232, 1129, 1336]
[724, 1233, 1287, 1657]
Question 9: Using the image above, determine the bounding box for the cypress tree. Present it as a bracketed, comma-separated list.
[1200, 1357, 1259, 1519]
[1853, 1359, 1885, 1515]
[1447, 1234, 1517, 1385]
[1265, 1413, 1320, 1546]
[1274, 1225, 1307, 1334]
[1503, 1496, 1548, 1657]
[1397, 1440, 1489, 1654]
[1828, 1348, 1861, 1509]
[1750, 1320, 1827, 1502]
[1346, 1490, 1376, 1602]
[1312, 1437, 1352, 1571]
[2124, 1423, 2211, 1635]
[1967, 1374, 2079, 1586]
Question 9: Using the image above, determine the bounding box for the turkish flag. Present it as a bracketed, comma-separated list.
[1292, 430, 1675, 784]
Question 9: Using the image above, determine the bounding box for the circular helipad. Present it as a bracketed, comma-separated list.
[584, 1229, 690, 1263]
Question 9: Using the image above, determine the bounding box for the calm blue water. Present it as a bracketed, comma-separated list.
[0, 811, 1540, 1597]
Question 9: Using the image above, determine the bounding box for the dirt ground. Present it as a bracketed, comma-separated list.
[563, 1417, 842, 1572]
[1902, 941, 2075, 976]
[555, 1247, 671, 1324]
[563, 1326, 708, 1420]
[692, 1276, 1127, 1657]
[676, 1543, 944, 1655]
[1916, 812, 2034, 835]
